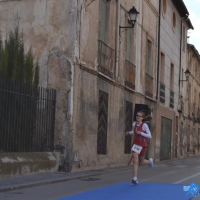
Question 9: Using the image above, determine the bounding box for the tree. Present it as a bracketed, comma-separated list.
[0, 23, 39, 85]
[0, 23, 40, 152]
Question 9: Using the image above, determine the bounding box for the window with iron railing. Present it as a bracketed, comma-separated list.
[100, 0, 110, 43]
[126, 25, 134, 64]
[160, 82, 165, 103]
[146, 40, 152, 75]
[169, 90, 174, 108]
[124, 60, 136, 90]
[145, 73, 153, 98]
[98, 40, 114, 79]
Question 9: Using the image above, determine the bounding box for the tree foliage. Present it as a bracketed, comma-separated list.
[0, 23, 41, 152]
[0, 24, 39, 86]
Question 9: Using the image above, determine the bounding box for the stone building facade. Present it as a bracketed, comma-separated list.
[178, 44, 200, 158]
[0, 0, 199, 172]
[0, 0, 78, 171]
[72, 0, 159, 171]
[155, 0, 193, 162]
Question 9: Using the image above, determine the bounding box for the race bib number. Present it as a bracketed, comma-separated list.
[131, 144, 143, 154]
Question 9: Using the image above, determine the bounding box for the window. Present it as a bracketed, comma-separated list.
[146, 40, 152, 75]
[188, 84, 191, 116]
[97, 90, 108, 155]
[162, 0, 167, 18]
[170, 63, 174, 91]
[160, 52, 165, 103]
[176, 116, 178, 133]
[160, 52, 165, 83]
[182, 26, 186, 51]
[126, 28, 134, 63]
[170, 63, 174, 108]
[98, 0, 114, 79]
[172, 11, 176, 32]
[100, 0, 110, 43]
[125, 101, 133, 154]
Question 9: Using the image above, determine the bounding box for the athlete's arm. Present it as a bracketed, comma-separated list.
[141, 123, 152, 139]
[128, 122, 136, 135]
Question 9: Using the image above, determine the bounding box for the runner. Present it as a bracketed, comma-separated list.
[126, 111, 153, 185]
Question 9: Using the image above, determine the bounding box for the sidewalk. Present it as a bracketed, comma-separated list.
[0, 165, 133, 193]
[0, 155, 199, 193]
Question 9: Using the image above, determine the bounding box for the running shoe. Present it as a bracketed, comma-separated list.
[149, 158, 154, 168]
[131, 177, 138, 185]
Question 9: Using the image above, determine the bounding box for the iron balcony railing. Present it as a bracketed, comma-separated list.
[98, 40, 114, 79]
[124, 60, 136, 90]
[160, 82, 165, 104]
[145, 73, 153, 98]
[169, 90, 174, 108]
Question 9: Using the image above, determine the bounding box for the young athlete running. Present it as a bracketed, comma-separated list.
[126, 111, 153, 185]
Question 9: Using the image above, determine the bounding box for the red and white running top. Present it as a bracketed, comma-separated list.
[129, 122, 152, 147]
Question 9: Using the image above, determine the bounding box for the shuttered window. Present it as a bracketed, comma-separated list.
[100, 0, 110, 43]
[146, 40, 152, 75]
[124, 101, 133, 154]
[126, 29, 133, 62]
[97, 90, 108, 155]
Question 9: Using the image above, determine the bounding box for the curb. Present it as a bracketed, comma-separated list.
[0, 172, 102, 193]
[0, 167, 133, 193]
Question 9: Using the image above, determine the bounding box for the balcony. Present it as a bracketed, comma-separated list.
[145, 73, 153, 98]
[124, 60, 136, 90]
[169, 90, 174, 108]
[98, 40, 114, 79]
[160, 82, 165, 104]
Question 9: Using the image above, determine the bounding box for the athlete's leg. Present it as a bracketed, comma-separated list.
[132, 152, 139, 177]
[139, 156, 150, 165]
[139, 148, 150, 165]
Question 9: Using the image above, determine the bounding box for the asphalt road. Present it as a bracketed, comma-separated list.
[0, 156, 200, 200]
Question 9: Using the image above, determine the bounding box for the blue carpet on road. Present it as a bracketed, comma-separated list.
[58, 182, 194, 200]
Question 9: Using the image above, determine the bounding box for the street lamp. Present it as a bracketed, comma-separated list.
[179, 69, 191, 84]
[120, 6, 139, 29]
[178, 69, 191, 114]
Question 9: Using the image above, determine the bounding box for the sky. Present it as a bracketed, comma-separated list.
[183, 0, 200, 53]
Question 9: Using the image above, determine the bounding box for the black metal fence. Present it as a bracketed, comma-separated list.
[0, 78, 56, 153]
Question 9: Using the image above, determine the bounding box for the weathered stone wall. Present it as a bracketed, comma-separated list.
[71, 0, 158, 171]
[0, 152, 59, 177]
[72, 65, 157, 171]
[177, 44, 200, 158]
[0, 0, 78, 171]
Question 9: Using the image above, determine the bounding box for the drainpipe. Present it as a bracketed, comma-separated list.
[115, 0, 120, 79]
[179, 16, 189, 97]
[179, 19, 183, 96]
[156, 0, 161, 100]
[135, 0, 142, 92]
